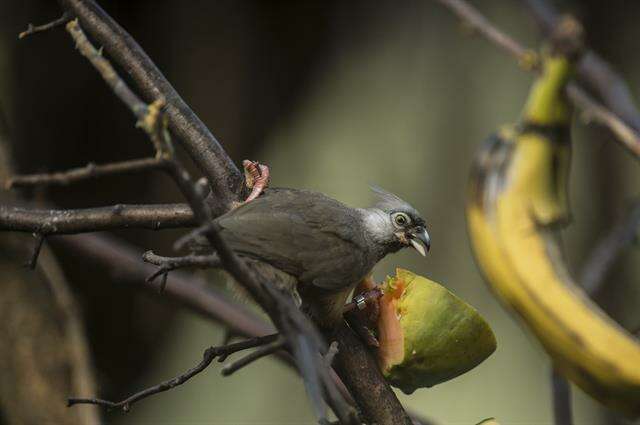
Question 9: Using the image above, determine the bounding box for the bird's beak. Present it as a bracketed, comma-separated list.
[408, 228, 430, 257]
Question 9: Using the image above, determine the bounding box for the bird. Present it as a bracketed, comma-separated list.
[201, 185, 430, 327]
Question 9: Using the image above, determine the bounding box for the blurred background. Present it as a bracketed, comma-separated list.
[0, 0, 639, 424]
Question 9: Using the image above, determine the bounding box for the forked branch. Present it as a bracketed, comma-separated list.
[68, 334, 280, 412]
[19, 12, 71, 39]
[60, 18, 356, 424]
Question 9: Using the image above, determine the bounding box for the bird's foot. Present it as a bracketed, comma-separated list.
[346, 311, 380, 347]
[344, 277, 383, 348]
[242, 159, 270, 203]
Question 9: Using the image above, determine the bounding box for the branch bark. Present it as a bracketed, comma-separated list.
[0, 203, 195, 234]
[329, 324, 414, 425]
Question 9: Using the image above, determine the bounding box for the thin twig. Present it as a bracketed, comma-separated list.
[68, 335, 278, 412]
[568, 84, 640, 158]
[0, 204, 195, 235]
[142, 251, 221, 284]
[221, 336, 286, 376]
[67, 19, 149, 124]
[434, 0, 538, 68]
[581, 200, 640, 297]
[324, 341, 339, 366]
[19, 12, 71, 39]
[522, 0, 640, 132]
[6, 157, 165, 189]
[24, 233, 45, 269]
[434, 0, 640, 159]
[551, 368, 573, 425]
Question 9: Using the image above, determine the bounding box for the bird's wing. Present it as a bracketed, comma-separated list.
[215, 189, 370, 290]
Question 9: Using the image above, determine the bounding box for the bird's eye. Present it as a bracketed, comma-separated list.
[392, 212, 410, 227]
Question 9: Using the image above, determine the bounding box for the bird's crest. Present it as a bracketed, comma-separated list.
[370, 185, 418, 214]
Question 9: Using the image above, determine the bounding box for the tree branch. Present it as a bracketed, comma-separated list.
[53, 234, 439, 424]
[57, 0, 243, 213]
[434, 0, 640, 159]
[6, 157, 166, 189]
[581, 200, 640, 297]
[522, 0, 640, 132]
[328, 324, 414, 425]
[61, 18, 356, 424]
[19, 12, 72, 39]
[0, 204, 195, 235]
[142, 251, 221, 290]
[220, 336, 286, 376]
[551, 368, 573, 425]
[68, 334, 279, 412]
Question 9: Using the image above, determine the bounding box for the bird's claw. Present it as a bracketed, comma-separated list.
[344, 285, 383, 348]
[348, 315, 380, 348]
[242, 159, 270, 203]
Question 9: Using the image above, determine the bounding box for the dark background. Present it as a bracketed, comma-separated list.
[1, 0, 639, 423]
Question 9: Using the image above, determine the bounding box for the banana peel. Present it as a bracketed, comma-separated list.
[466, 52, 640, 415]
[377, 269, 496, 394]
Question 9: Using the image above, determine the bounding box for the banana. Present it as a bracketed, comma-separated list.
[466, 51, 640, 416]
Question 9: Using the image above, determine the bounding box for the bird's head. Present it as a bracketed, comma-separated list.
[363, 186, 431, 257]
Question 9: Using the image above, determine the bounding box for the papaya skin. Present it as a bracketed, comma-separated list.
[377, 269, 497, 394]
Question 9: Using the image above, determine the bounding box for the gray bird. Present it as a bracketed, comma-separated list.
[208, 186, 430, 326]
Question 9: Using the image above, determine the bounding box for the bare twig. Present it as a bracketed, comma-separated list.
[581, 200, 640, 297]
[434, 0, 538, 68]
[434, 0, 640, 159]
[68, 335, 279, 412]
[221, 336, 286, 376]
[24, 233, 45, 269]
[324, 341, 339, 366]
[522, 0, 640, 132]
[19, 12, 71, 39]
[142, 251, 221, 288]
[568, 85, 640, 158]
[142, 251, 221, 270]
[6, 157, 165, 189]
[57, 0, 244, 213]
[0, 204, 194, 235]
[551, 368, 573, 425]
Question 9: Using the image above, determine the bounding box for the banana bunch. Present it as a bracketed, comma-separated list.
[466, 51, 640, 415]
